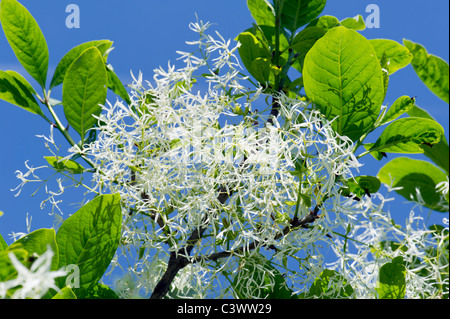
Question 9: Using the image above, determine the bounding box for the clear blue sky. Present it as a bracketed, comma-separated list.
[0, 0, 448, 244]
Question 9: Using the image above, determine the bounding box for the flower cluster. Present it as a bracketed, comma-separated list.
[0, 247, 66, 299]
[327, 194, 449, 299]
[55, 19, 449, 298]
[73, 20, 373, 298]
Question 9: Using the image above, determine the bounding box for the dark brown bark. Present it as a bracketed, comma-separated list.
[149, 186, 232, 299]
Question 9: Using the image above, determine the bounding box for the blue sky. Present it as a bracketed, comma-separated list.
[0, 0, 448, 244]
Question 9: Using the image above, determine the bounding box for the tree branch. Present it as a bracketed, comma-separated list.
[149, 185, 232, 299]
[191, 205, 322, 264]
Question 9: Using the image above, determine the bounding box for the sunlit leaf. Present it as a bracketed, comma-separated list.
[370, 39, 412, 74]
[62, 46, 108, 141]
[303, 26, 384, 141]
[0, 0, 48, 88]
[281, 0, 326, 32]
[403, 39, 449, 103]
[368, 117, 444, 154]
[376, 257, 406, 299]
[56, 194, 122, 298]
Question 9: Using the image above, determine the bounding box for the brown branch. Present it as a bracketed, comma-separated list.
[149, 186, 232, 299]
[191, 205, 322, 264]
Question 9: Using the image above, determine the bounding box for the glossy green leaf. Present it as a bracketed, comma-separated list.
[50, 40, 113, 89]
[0, 233, 8, 251]
[247, 0, 275, 27]
[5, 70, 36, 95]
[52, 286, 77, 299]
[340, 15, 365, 30]
[403, 39, 449, 103]
[281, 0, 327, 32]
[370, 39, 412, 75]
[363, 144, 387, 161]
[62, 46, 108, 141]
[106, 64, 131, 104]
[341, 175, 381, 198]
[0, 0, 48, 88]
[303, 26, 384, 141]
[253, 24, 289, 52]
[379, 51, 389, 99]
[237, 32, 271, 63]
[378, 157, 448, 212]
[250, 57, 274, 84]
[298, 15, 341, 76]
[56, 194, 122, 298]
[0, 248, 29, 282]
[307, 269, 354, 299]
[84, 283, 119, 299]
[44, 156, 84, 174]
[0, 70, 42, 115]
[407, 105, 449, 175]
[376, 256, 406, 299]
[307, 15, 340, 31]
[367, 117, 444, 154]
[381, 95, 415, 125]
[237, 31, 272, 84]
[290, 26, 326, 72]
[9, 228, 59, 271]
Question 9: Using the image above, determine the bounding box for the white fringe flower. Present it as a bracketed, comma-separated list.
[0, 247, 66, 299]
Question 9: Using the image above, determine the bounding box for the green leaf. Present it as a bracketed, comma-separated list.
[280, 0, 327, 32]
[367, 117, 444, 154]
[62, 46, 108, 141]
[403, 39, 449, 103]
[363, 144, 387, 161]
[84, 283, 119, 299]
[5, 70, 36, 95]
[0, 70, 43, 115]
[0, 0, 48, 88]
[406, 104, 436, 120]
[251, 57, 276, 84]
[237, 31, 272, 84]
[378, 157, 448, 212]
[407, 105, 449, 175]
[307, 269, 354, 299]
[379, 51, 389, 99]
[56, 194, 122, 298]
[9, 228, 58, 271]
[254, 25, 290, 53]
[50, 40, 113, 89]
[0, 248, 29, 282]
[289, 26, 326, 72]
[0, 233, 8, 251]
[52, 286, 77, 299]
[247, 0, 275, 27]
[106, 64, 131, 104]
[376, 256, 406, 299]
[370, 39, 412, 75]
[340, 15, 365, 30]
[303, 26, 384, 141]
[307, 15, 340, 31]
[44, 156, 84, 174]
[381, 95, 415, 125]
[341, 175, 381, 198]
